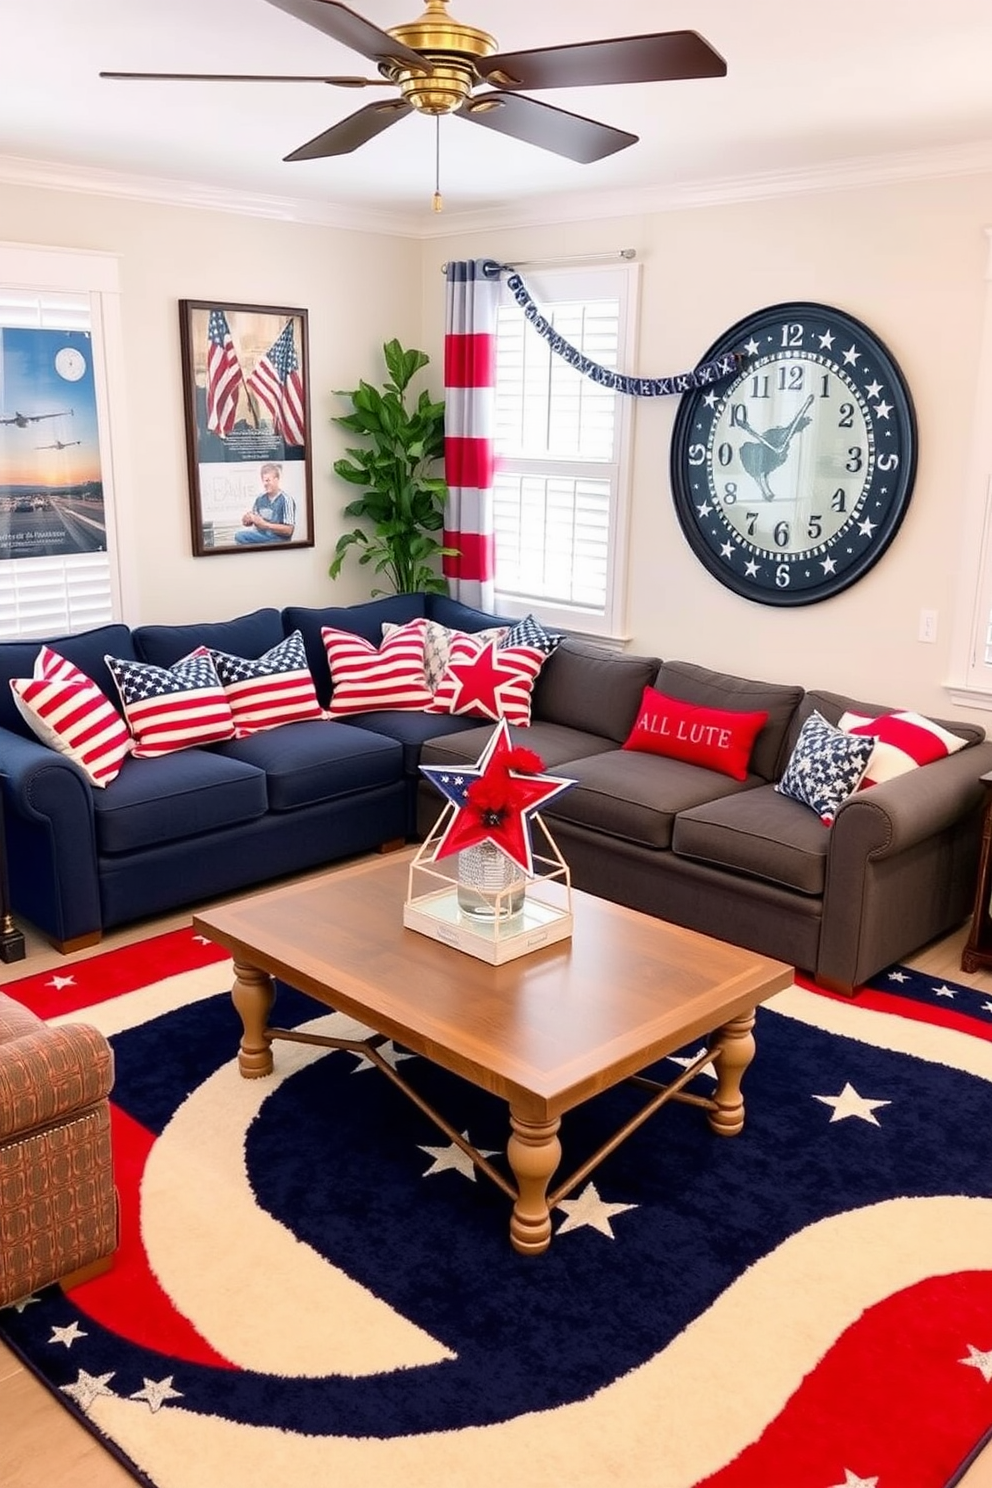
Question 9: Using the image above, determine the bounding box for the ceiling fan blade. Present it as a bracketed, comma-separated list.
[283, 98, 412, 159]
[264, 0, 425, 70]
[481, 31, 726, 91]
[459, 92, 635, 164]
[99, 72, 390, 86]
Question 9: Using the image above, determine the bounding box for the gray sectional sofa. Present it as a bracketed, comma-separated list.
[1, 591, 989, 994]
[417, 639, 992, 994]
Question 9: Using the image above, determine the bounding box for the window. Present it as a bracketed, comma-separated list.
[492, 263, 638, 641]
[0, 245, 126, 640]
[948, 229, 992, 709]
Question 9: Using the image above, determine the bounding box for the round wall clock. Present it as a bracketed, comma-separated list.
[669, 301, 917, 605]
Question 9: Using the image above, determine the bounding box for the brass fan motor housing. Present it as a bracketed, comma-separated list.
[382, 0, 497, 115]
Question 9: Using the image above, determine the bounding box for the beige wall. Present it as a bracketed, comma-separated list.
[3, 168, 992, 728]
[0, 181, 422, 623]
[421, 172, 992, 725]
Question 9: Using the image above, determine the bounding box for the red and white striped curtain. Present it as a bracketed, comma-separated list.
[443, 260, 501, 608]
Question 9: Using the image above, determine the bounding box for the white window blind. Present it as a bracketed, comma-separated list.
[493, 264, 637, 639]
[0, 246, 123, 641]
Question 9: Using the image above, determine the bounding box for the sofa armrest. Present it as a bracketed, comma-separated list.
[817, 740, 992, 991]
[0, 1020, 114, 1141]
[829, 741, 992, 857]
[0, 728, 101, 946]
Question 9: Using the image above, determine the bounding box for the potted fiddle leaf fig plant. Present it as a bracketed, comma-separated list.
[329, 338, 455, 595]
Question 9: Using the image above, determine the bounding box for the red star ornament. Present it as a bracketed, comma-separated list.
[431, 718, 574, 876]
[445, 640, 522, 720]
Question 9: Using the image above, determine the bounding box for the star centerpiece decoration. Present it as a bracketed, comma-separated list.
[419, 718, 575, 877]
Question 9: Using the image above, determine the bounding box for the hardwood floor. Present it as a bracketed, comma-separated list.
[1, 900, 991, 1486]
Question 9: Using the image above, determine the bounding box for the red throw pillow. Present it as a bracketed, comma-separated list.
[428, 636, 546, 726]
[623, 686, 768, 781]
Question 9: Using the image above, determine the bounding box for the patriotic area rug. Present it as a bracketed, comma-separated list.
[2, 930, 992, 1488]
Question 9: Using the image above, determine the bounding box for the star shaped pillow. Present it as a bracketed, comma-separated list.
[428, 636, 546, 726]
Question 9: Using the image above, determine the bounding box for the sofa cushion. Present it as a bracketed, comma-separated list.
[133, 609, 284, 669]
[775, 711, 875, 825]
[622, 685, 768, 781]
[840, 708, 969, 787]
[105, 651, 236, 757]
[541, 749, 750, 850]
[655, 660, 804, 782]
[673, 784, 831, 896]
[207, 630, 326, 736]
[94, 750, 267, 855]
[420, 720, 616, 774]
[0, 624, 135, 736]
[10, 647, 132, 787]
[426, 595, 513, 634]
[323, 619, 434, 717]
[341, 710, 490, 775]
[530, 640, 662, 744]
[428, 636, 546, 725]
[212, 720, 403, 811]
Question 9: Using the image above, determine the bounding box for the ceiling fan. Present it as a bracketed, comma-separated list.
[100, 0, 726, 166]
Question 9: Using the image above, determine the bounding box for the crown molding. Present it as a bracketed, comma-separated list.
[0, 152, 421, 236]
[415, 138, 992, 239]
[1, 136, 992, 241]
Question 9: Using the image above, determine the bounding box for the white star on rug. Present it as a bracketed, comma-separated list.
[556, 1181, 637, 1239]
[959, 1343, 992, 1383]
[933, 984, 957, 998]
[827, 1472, 878, 1488]
[11, 1295, 39, 1313]
[61, 1369, 117, 1411]
[351, 1040, 415, 1074]
[419, 1132, 497, 1182]
[45, 974, 75, 990]
[130, 1375, 184, 1412]
[887, 970, 909, 983]
[192, 934, 212, 945]
[667, 1047, 717, 1080]
[813, 1083, 891, 1125]
[49, 1321, 87, 1348]
[983, 1001, 992, 1016]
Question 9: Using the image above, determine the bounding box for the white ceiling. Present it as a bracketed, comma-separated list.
[4, 0, 992, 232]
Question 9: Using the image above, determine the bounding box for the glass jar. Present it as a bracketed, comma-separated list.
[456, 841, 526, 922]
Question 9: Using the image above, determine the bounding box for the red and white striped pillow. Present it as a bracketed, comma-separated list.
[322, 618, 434, 717]
[105, 650, 235, 758]
[10, 646, 132, 787]
[206, 631, 326, 737]
[428, 635, 546, 727]
[840, 708, 968, 787]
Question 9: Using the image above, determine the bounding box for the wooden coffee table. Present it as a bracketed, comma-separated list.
[193, 854, 793, 1254]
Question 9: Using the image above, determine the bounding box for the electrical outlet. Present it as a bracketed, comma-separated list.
[918, 609, 938, 644]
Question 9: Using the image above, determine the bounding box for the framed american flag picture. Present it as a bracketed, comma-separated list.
[178, 300, 314, 557]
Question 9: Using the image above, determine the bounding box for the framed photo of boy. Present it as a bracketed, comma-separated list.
[179, 300, 314, 556]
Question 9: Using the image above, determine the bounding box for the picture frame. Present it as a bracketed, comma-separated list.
[178, 300, 314, 556]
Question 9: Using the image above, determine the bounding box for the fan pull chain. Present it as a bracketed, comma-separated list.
[432, 116, 443, 213]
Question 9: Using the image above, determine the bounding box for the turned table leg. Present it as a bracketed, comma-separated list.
[708, 1008, 756, 1137]
[231, 959, 275, 1078]
[507, 1110, 561, 1255]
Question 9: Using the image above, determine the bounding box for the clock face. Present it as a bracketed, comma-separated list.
[54, 346, 87, 382]
[669, 302, 917, 605]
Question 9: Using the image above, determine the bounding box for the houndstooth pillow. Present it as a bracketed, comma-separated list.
[775, 710, 875, 825]
[500, 614, 567, 655]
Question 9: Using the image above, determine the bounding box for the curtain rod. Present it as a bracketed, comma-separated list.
[440, 249, 636, 273]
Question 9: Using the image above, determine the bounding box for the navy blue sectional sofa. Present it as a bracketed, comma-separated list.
[0, 593, 503, 953]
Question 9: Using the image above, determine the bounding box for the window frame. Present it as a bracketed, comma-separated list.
[491, 261, 639, 643]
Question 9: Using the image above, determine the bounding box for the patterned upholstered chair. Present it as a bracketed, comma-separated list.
[0, 991, 117, 1309]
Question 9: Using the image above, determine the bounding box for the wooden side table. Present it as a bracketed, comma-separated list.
[0, 791, 25, 963]
[961, 771, 992, 973]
